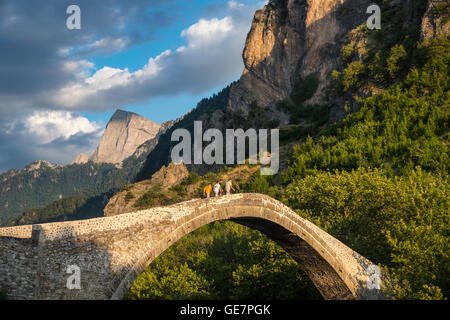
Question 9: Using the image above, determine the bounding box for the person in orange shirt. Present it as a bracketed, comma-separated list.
[203, 184, 212, 198]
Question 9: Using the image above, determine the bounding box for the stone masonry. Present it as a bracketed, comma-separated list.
[0, 194, 382, 300]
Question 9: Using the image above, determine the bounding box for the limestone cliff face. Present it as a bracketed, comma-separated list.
[126, 120, 174, 161]
[71, 154, 89, 165]
[421, 0, 450, 42]
[227, 0, 373, 120]
[90, 110, 161, 165]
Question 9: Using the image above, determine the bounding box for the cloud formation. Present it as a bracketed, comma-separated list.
[21, 2, 261, 113]
[0, 111, 103, 172]
[0, 0, 265, 172]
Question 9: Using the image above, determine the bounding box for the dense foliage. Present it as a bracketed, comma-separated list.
[125, 222, 321, 300]
[126, 1, 449, 300]
[285, 168, 449, 299]
[0, 162, 132, 224]
[286, 38, 448, 178]
[280, 5, 449, 299]
[2, 193, 109, 227]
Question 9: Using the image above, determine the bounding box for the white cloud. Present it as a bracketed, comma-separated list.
[89, 37, 127, 52]
[228, 1, 245, 9]
[48, 3, 262, 112]
[63, 60, 95, 79]
[24, 111, 102, 144]
[181, 17, 233, 48]
[0, 111, 104, 171]
[73, 36, 131, 57]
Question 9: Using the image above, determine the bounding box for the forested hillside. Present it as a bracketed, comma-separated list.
[2, 0, 446, 301]
[0, 149, 154, 226]
[0, 162, 130, 224]
[127, 0, 449, 300]
[136, 85, 232, 180]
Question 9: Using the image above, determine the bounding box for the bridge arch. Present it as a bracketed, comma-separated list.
[0, 194, 381, 300]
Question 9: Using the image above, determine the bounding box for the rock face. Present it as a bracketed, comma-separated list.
[104, 162, 189, 217]
[71, 154, 89, 165]
[90, 110, 161, 165]
[421, 0, 450, 41]
[126, 120, 174, 161]
[227, 0, 373, 119]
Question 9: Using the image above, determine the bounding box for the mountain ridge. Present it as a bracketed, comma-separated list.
[0, 110, 166, 224]
[89, 109, 161, 165]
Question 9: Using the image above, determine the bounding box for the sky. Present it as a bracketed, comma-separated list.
[0, 0, 267, 173]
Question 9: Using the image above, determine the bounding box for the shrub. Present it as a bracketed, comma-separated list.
[121, 185, 134, 192]
[291, 75, 319, 105]
[170, 184, 188, 197]
[284, 168, 449, 299]
[124, 192, 135, 203]
[183, 172, 201, 186]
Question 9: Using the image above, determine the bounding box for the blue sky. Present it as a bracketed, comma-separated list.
[80, 0, 265, 125]
[0, 0, 267, 172]
[85, 0, 243, 125]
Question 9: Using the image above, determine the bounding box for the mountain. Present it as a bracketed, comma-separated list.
[71, 153, 89, 165]
[131, 0, 449, 300]
[0, 161, 128, 225]
[89, 109, 161, 165]
[2, 0, 448, 300]
[0, 110, 166, 225]
[137, 0, 377, 180]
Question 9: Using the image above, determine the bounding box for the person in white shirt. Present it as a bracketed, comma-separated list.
[213, 182, 222, 197]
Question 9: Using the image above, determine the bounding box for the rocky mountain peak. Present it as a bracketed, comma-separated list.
[71, 154, 89, 165]
[90, 110, 161, 165]
[24, 160, 54, 171]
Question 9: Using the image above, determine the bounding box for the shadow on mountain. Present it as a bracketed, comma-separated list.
[2, 192, 114, 227]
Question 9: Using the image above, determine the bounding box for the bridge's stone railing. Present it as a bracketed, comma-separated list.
[0, 194, 382, 300]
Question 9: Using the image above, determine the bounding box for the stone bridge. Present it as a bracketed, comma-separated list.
[0, 194, 382, 300]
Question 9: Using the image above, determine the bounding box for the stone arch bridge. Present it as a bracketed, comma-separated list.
[0, 194, 381, 300]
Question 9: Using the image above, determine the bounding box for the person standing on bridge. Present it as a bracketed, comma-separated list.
[213, 182, 222, 198]
[225, 180, 235, 196]
[203, 184, 212, 198]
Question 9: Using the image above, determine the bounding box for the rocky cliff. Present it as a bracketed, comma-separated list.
[104, 162, 189, 217]
[421, 0, 450, 41]
[226, 0, 374, 122]
[137, 0, 447, 181]
[90, 110, 161, 165]
[71, 153, 89, 165]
